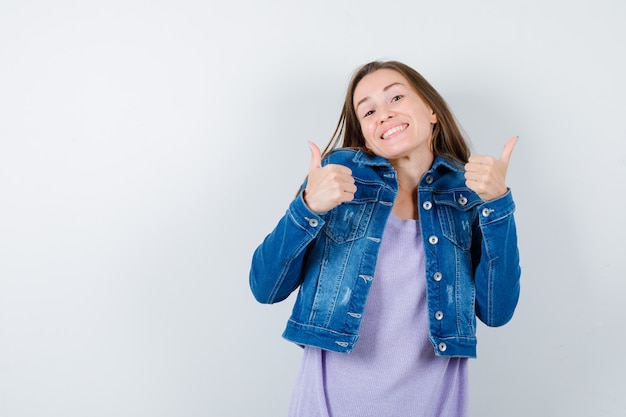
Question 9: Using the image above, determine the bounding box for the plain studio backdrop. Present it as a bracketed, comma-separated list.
[1, 0, 624, 416]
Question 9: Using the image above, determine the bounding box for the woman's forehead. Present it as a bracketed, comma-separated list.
[354, 69, 412, 104]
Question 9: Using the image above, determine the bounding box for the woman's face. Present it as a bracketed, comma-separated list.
[353, 69, 437, 163]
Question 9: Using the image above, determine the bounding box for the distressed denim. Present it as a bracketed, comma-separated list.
[250, 149, 521, 358]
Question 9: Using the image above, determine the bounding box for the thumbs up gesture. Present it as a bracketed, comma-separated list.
[304, 142, 357, 213]
[464, 136, 518, 202]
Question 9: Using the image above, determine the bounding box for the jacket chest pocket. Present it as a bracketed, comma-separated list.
[433, 191, 480, 250]
[324, 181, 382, 244]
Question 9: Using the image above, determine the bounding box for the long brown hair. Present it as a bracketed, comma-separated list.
[321, 60, 470, 165]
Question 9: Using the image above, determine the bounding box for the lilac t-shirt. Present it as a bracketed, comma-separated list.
[288, 213, 468, 417]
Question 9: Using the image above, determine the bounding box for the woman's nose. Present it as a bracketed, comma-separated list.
[378, 107, 395, 123]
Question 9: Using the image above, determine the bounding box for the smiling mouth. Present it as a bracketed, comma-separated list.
[381, 124, 407, 139]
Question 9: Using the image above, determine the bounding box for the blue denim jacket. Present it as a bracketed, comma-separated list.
[250, 149, 521, 358]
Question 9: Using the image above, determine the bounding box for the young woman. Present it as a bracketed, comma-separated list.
[250, 60, 521, 417]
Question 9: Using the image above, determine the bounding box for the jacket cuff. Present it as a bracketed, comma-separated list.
[288, 189, 327, 236]
[477, 189, 516, 226]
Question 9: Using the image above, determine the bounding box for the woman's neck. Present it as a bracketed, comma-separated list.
[392, 183, 418, 220]
[390, 153, 434, 220]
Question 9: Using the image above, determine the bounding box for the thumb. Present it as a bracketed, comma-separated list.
[499, 135, 519, 166]
[308, 141, 322, 172]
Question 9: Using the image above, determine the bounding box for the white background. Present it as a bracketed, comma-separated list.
[1, 0, 625, 416]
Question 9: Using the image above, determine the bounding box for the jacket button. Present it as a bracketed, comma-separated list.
[438, 342, 447, 352]
[481, 208, 493, 218]
[433, 272, 443, 282]
[308, 218, 319, 227]
[458, 196, 468, 206]
[428, 236, 438, 245]
[435, 311, 444, 320]
[422, 201, 432, 210]
[425, 175, 434, 184]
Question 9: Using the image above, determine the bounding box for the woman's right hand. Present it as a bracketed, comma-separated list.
[304, 142, 356, 213]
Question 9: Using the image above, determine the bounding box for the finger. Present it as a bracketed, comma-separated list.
[308, 141, 322, 172]
[333, 170, 355, 183]
[464, 170, 480, 181]
[327, 165, 353, 177]
[465, 160, 487, 173]
[343, 182, 357, 194]
[464, 159, 493, 175]
[499, 135, 519, 165]
[339, 185, 357, 202]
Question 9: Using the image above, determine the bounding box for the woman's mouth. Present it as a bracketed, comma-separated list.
[381, 124, 407, 140]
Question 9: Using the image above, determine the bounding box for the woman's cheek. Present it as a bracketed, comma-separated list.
[363, 125, 375, 146]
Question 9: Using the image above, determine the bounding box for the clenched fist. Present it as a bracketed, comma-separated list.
[303, 142, 357, 213]
[464, 136, 518, 202]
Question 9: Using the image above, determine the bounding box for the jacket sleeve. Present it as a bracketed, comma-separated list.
[472, 189, 521, 327]
[249, 190, 326, 304]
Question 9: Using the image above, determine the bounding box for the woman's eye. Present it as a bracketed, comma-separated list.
[391, 95, 403, 102]
[363, 110, 374, 118]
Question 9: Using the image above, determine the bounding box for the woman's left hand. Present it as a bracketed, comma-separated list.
[464, 136, 518, 202]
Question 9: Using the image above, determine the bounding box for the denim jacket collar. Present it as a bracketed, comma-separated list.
[351, 149, 391, 167]
[352, 149, 465, 177]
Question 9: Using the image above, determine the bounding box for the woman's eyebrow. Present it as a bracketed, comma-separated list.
[355, 82, 406, 109]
